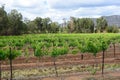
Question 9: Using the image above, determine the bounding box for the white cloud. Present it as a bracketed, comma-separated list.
[0, 0, 13, 12]
[46, 0, 104, 9]
[1, 0, 120, 23]
[13, 0, 38, 8]
[46, 0, 120, 9]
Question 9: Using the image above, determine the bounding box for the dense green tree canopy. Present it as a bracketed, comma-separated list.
[96, 17, 108, 32]
[0, 6, 8, 35]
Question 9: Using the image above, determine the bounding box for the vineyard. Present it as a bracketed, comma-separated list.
[0, 33, 120, 80]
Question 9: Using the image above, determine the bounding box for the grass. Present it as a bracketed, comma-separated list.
[2, 63, 120, 79]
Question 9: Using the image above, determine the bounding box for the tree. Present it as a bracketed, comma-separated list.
[34, 17, 43, 33]
[76, 18, 94, 33]
[49, 22, 59, 33]
[22, 22, 28, 34]
[87, 18, 95, 33]
[67, 17, 76, 33]
[42, 17, 51, 33]
[107, 25, 119, 33]
[7, 9, 24, 35]
[96, 17, 108, 32]
[26, 20, 37, 33]
[0, 5, 8, 35]
[61, 18, 68, 33]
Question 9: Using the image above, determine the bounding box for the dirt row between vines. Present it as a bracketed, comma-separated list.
[2, 55, 120, 70]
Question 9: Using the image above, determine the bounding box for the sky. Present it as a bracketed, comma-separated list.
[0, 0, 120, 23]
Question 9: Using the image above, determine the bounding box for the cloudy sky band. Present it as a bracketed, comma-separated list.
[0, 0, 120, 23]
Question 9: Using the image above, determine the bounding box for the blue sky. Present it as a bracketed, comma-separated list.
[0, 0, 120, 23]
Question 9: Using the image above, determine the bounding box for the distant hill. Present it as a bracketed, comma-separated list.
[92, 15, 120, 28]
[103, 15, 120, 27]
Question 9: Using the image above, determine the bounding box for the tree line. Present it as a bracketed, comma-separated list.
[0, 6, 119, 35]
